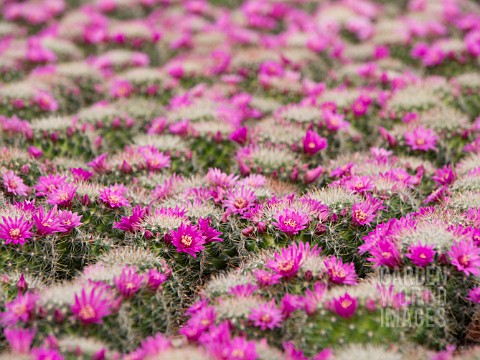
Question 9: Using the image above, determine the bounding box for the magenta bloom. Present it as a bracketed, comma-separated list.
[139, 333, 171, 357]
[34, 175, 67, 197]
[114, 266, 145, 298]
[351, 200, 380, 226]
[87, 153, 109, 174]
[448, 239, 480, 276]
[266, 246, 303, 278]
[170, 223, 206, 258]
[31, 347, 64, 360]
[229, 284, 258, 298]
[303, 130, 327, 155]
[34, 91, 58, 111]
[46, 182, 78, 207]
[467, 287, 480, 304]
[197, 218, 222, 243]
[324, 257, 358, 285]
[229, 127, 248, 145]
[57, 210, 82, 232]
[32, 206, 65, 236]
[333, 293, 357, 318]
[223, 337, 258, 360]
[113, 205, 146, 232]
[404, 127, 438, 151]
[139, 146, 171, 172]
[0, 216, 33, 246]
[406, 242, 436, 268]
[146, 269, 168, 290]
[367, 240, 402, 269]
[2, 171, 29, 196]
[99, 184, 131, 208]
[110, 79, 133, 98]
[223, 186, 257, 215]
[70, 167, 93, 182]
[432, 165, 456, 186]
[71, 285, 113, 325]
[206, 168, 238, 188]
[28, 146, 43, 159]
[254, 269, 281, 287]
[248, 300, 283, 331]
[273, 209, 309, 236]
[1, 292, 38, 325]
[4, 327, 35, 353]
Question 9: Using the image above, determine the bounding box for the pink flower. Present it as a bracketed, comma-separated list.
[46, 182, 78, 207]
[32, 206, 65, 236]
[229, 127, 248, 145]
[99, 184, 131, 208]
[34, 175, 67, 197]
[249, 300, 283, 331]
[404, 127, 438, 151]
[332, 293, 357, 318]
[206, 168, 239, 188]
[303, 130, 328, 155]
[465, 30, 480, 56]
[71, 285, 114, 325]
[351, 196, 384, 226]
[57, 210, 82, 232]
[254, 269, 281, 287]
[113, 205, 146, 233]
[2, 171, 29, 196]
[170, 223, 206, 257]
[146, 269, 168, 290]
[110, 79, 133, 98]
[0, 216, 33, 246]
[87, 153, 109, 174]
[367, 240, 402, 268]
[28, 146, 43, 159]
[223, 186, 257, 215]
[34, 91, 58, 111]
[70, 168, 93, 182]
[31, 347, 64, 360]
[139, 146, 171, 172]
[467, 287, 480, 304]
[448, 239, 480, 276]
[4, 327, 35, 353]
[273, 209, 309, 235]
[324, 257, 358, 285]
[266, 245, 303, 278]
[406, 242, 436, 268]
[223, 337, 257, 360]
[139, 333, 171, 357]
[1, 292, 38, 325]
[432, 165, 456, 186]
[114, 266, 145, 298]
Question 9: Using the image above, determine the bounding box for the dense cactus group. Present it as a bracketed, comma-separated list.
[2, 0, 480, 359]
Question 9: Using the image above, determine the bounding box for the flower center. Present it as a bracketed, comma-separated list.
[59, 192, 70, 201]
[284, 218, 297, 228]
[79, 304, 96, 320]
[381, 251, 392, 259]
[7, 180, 17, 189]
[419, 253, 426, 259]
[181, 234, 193, 247]
[278, 260, 294, 273]
[234, 197, 247, 209]
[232, 349, 245, 358]
[9, 228, 21, 240]
[341, 299, 352, 308]
[261, 313, 272, 323]
[126, 282, 135, 290]
[308, 142, 316, 149]
[354, 209, 367, 222]
[108, 195, 120, 205]
[13, 303, 27, 316]
[459, 255, 470, 267]
[416, 138, 425, 145]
